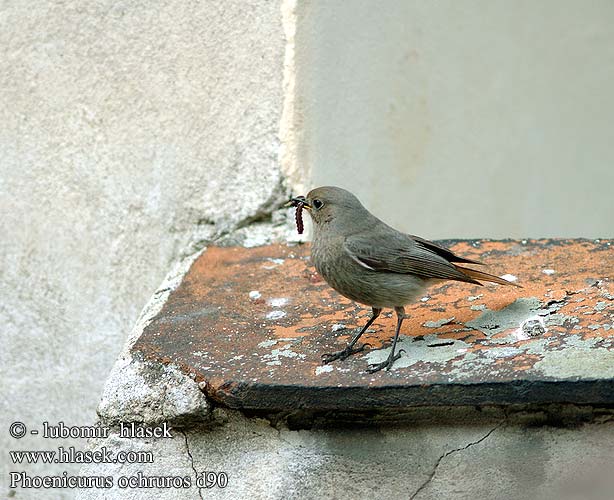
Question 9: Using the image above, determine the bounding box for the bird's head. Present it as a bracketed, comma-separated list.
[288, 186, 368, 232]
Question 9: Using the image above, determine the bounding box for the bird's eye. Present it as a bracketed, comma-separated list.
[312, 199, 324, 209]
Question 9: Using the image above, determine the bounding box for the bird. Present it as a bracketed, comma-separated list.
[288, 186, 520, 373]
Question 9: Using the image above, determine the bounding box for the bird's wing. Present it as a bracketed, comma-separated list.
[343, 232, 481, 284]
[408, 234, 483, 265]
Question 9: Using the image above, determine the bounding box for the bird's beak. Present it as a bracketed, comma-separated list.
[285, 196, 311, 209]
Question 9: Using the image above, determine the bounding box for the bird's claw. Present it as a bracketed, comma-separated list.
[321, 344, 366, 364]
[365, 351, 403, 373]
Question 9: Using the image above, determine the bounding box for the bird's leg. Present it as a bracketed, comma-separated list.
[366, 306, 406, 373]
[322, 307, 382, 364]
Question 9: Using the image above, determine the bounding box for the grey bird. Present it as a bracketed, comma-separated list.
[288, 186, 520, 373]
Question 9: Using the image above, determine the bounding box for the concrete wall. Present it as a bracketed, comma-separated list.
[296, 0, 614, 238]
[1, 1, 288, 497]
[77, 408, 614, 500]
[3, 1, 613, 499]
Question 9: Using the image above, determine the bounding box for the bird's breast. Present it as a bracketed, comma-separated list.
[311, 238, 425, 308]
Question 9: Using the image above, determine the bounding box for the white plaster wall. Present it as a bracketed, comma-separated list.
[0, 1, 287, 496]
[297, 0, 614, 238]
[3, 0, 613, 497]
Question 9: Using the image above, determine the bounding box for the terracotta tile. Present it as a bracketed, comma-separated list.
[133, 239, 614, 410]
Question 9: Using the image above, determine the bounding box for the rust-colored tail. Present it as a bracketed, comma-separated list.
[454, 265, 522, 288]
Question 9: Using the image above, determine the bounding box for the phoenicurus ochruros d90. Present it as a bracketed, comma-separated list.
[288, 186, 521, 373]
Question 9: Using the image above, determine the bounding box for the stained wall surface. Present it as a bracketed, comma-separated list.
[297, 0, 614, 238]
[0, 1, 287, 496]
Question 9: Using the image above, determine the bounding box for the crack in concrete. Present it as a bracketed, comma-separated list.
[595, 414, 614, 425]
[409, 423, 503, 500]
[185, 177, 289, 255]
[275, 425, 298, 448]
[181, 430, 204, 500]
[160, 385, 169, 422]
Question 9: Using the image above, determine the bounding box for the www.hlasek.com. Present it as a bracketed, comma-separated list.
[10, 446, 154, 465]
[8, 421, 228, 490]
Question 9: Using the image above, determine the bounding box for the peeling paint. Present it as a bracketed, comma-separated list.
[534, 349, 614, 378]
[423, 317, 456, 328]
[520, 316, 547, 337]
[132, 240, 614, 409]
[315, 365, 334, 375]
[365, 335, 471, 371]
[266, 310, 287, 320]
[268, 297, 290, 307]
[258, 339, 278, 349]
[501, 274, 518, 282]
[264, 344, 306, 366]
[466, 298, 542, 336]
[263, 257, 285, 269]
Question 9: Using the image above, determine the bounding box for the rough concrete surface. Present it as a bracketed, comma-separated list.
[1, 1, 288, 498]
[5, 1, 614, 499]
[75, 236, 613, 500]
[129, 240, 614, 410]
[97, 250, 210, 428]
[75, 409, 614, 500]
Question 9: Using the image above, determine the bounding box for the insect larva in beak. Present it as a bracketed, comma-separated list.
[295, 201, 304, 234]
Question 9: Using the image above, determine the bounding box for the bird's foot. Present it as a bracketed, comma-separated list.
[321, 344, 366, 364]
[366, 350, 403, 373]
